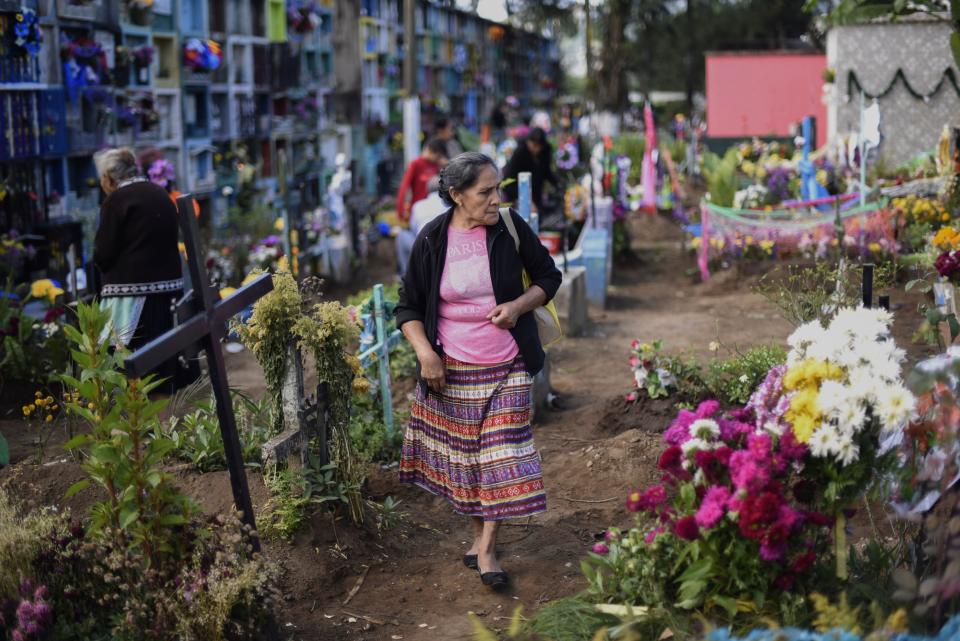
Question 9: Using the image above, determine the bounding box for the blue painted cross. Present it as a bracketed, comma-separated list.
[357, 284, 402, 437]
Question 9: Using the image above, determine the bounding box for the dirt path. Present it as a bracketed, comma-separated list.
[0, 213, 931, 641]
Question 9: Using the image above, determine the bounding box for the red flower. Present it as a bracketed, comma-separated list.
[739, 491, 782, 540]
[672, 516, 700, 541]
[713, 445, 733, 466]
[43, 307, 65, 323]
[791, 552, 816, 574]
[774, 573, 795, 591]
[805, 511, 833, 528]
[658, 445, 683, 475]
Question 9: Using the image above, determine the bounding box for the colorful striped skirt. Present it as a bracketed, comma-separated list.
[399, 356, 546, 521]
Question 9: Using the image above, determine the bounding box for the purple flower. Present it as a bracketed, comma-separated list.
[760, 541, 787, 561]
[591, 542, 609, 555]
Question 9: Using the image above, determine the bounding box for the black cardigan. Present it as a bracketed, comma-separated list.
[93, 180, 183, 297]
[395, 207, 562, 384]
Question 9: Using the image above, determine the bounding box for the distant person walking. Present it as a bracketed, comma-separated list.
[396, 152, 562, 590]
[93, 148, 199, 393]
[395, 176, 447, 277]
[396, 138, 447, 223]
[435, 116, 464, 160]
[501, 127, 559, 213]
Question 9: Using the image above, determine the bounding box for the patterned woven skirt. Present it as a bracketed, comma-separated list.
[399, 356, 546, 521]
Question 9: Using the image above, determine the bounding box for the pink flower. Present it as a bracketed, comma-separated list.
[625, 392, 638, 402]
[629, 356, 640, 368]
[673, 515, 700, 541]
[779, 428, 808, 461]
[791, 551, 816, 574]
[631, 339, 640, 350]
[644, 526, 665, 544]
[664, 400, 722, 445]
[695, 486, 731, 529]
[592, 542, 609, 554]
[604, 530, 619, 542]
[760, 541, 787, 561]
[729, 451, 770, 493]
[626, 485, 667, 514]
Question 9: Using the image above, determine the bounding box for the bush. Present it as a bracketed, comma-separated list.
[705, 345, 787, 406]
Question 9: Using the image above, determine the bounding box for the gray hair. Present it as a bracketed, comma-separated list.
[94, 148, 141, 183]
[437, 151, 497, 207]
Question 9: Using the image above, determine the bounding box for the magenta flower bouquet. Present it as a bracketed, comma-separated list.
[584, 398, 834, 620]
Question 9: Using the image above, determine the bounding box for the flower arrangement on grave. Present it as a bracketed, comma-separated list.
[0, 277, 69, 385]
[556, 140, 579, 172]
[935, 249, 960, 284]
[60, 34, 109, 101]
[627, 339, 676, 401]
[288, 2, 322, 34]
[148, 158, 176, 188]
[932, 226, 960, 252]
[248, 234, 285, 271]
[129, 44, 155, 67]
[587, 307, 914, 624]
[564, 183, 589, 222]
[893, 195, 951, 230]
[12, 9, 42, 58]
[183, 38, 223, 72]
[0, 231, 34, 281]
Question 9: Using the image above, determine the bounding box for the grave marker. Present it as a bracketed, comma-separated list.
[124, 195, 274, 546]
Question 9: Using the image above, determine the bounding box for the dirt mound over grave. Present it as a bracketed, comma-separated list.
[596, 393, 679, 436]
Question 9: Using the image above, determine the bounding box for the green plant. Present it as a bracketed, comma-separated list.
[367, 496, 404, 533]
[705, 345, 787, 406]
[754, 260, 895, 326]
[0, 277, 70, 386]
[612, 134, 645, 184]
[0, 430, 7, 468]
[260, 449, 363, 539]
[348, 391, 404, 464]
[233, 264, 302, 433]
[0, 487, 65, 600]
[702, 148, 740, 208]
[661, 354, 709, 403]
[628, 340, 676, 401]
[166, 390, 271, 472]
[59, 302, 195, 568]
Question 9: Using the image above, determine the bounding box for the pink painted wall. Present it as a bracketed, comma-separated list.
[706, 52, 826, 148]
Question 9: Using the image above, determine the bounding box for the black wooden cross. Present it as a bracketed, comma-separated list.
[124, 195, 274, 548]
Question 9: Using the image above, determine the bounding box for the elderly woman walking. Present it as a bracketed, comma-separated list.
[93, 148, 197, 392]
[396, 152, 562, 589]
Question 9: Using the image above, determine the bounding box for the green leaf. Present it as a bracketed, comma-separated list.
[119, 506, 140, 530]
[159, 513, 188, 526]
[145, 470, 163, 487]
[90, 444, 122, 466]
[712, 595, 739, 618]
[64, 434, 91, 450]
[64, 479, 91, 499]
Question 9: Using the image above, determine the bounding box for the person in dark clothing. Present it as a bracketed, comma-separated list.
[434, 116, 464, 160]
[93, 147, 199, 393]
[500, 127, 559, 212]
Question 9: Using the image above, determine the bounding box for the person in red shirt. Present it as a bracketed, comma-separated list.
[396, 138, 448, 222]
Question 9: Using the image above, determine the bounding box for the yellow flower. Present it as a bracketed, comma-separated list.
[22, 405, 31, 416]
[868, 242, 881, 253]
[745, 235, 754, 245]
[943, 213, 951, 222]
[241, 271, 261, 286]
[274, 218, 285, 231]
[28, 404, 35, 412]
[34, 390, 42, 398]
[87, 402, 95, 410]
[45, 415, 53, 423]
[219, 287, 237, 300]
[690, 237, 702, 249]
[30, 279, 64, 303]
[791, 413, 818, 444]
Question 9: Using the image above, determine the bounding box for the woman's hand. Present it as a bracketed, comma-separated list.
[488, 301, 521, 329]
[418, 349, 446, 393]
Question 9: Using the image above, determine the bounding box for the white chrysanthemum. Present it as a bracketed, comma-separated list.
[689, 419, 720, 440]
[787, 320, 827, 355]
[831, 307, 892, 343]
[681, 437, 709, 457]
[876, 385, 917, 429]
[836, 438, 860, 465]
[818, 380, 851, 414]
[808, 428, 833, 458]
[846, 367, 879, 405]
[834, 402, 867, 434]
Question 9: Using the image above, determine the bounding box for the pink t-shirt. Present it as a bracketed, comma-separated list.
[437, 225, 519, 364]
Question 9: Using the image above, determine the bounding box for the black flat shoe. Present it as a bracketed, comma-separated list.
[463, 554, 478, 570]
[479, 571, 509, 589]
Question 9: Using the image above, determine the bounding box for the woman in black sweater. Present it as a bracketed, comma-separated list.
[93, 148, 197, 391]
